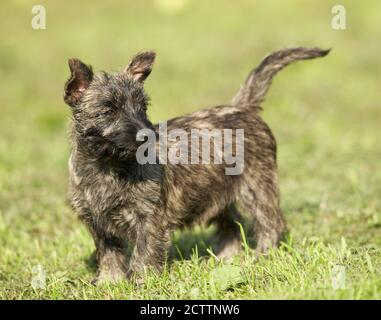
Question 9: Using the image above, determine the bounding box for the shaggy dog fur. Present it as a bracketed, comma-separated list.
[64, 47, 329, 283]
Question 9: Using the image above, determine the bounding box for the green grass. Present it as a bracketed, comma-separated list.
[0, 0, 380, 299]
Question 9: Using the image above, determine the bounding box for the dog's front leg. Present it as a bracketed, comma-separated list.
[91, 232, 127, 285]
[127, 219, 171, 283]
[96, 237, 127, 284]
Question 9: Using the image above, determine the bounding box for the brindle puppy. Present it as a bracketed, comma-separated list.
[64, 47, 329, 283]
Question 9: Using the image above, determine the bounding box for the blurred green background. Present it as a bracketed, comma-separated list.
[0, 0, 380, 299]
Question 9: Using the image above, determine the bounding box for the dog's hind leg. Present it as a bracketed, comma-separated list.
[213, 203, 243, 260]
[238, 172, 287, 256]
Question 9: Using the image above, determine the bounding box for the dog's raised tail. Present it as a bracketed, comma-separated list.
[231, 47, 330, 108]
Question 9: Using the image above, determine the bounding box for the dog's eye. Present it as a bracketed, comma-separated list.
[103, 109, 115, 116]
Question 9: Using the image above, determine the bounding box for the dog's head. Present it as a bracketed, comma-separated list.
[64, 51, 155, 161]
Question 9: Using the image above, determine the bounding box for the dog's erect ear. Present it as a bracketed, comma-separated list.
[124, 51, 156, 83]
[64, 58, 93, 107]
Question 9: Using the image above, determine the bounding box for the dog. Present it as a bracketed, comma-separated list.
[64, 47, 329, 283]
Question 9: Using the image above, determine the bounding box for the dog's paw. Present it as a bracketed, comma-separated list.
[91, 271, 126, 286]
[126, 270, 146, 287]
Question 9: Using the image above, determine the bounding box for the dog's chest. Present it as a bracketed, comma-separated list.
[69, 159, 126, 217]
[68, 152, 163, 230]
